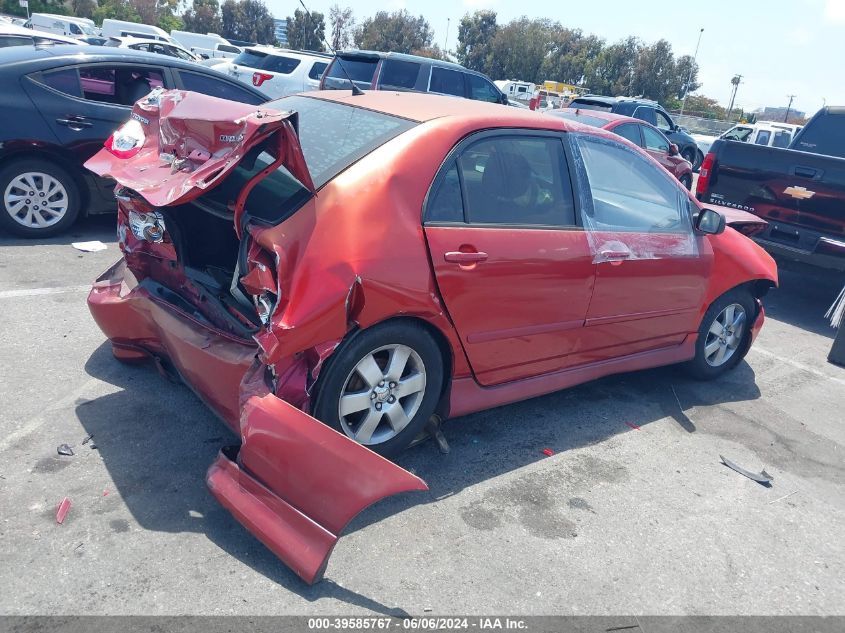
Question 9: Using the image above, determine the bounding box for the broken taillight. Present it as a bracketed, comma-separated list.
[104, 118, 146, 159]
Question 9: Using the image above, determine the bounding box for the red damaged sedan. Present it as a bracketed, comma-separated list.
[84, 88, 777, 584]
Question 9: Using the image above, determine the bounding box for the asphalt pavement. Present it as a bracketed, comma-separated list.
[0, 214, 843, 616]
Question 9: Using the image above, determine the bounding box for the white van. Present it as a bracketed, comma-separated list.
[170, 30, 242, 60]
[101, 19, 177, 45]
[29, 13, 99, 39]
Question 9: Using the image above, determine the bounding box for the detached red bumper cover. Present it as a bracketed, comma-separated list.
[207, 393, 428, 584]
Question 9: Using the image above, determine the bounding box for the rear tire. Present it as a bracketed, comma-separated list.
[680, 173, 692, 190]
[313, 321, 444, 458]
[0, 158, 80, 237]
[686, 289, 756, 380]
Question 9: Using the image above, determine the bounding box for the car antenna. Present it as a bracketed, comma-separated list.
[298, 0, 363, 96]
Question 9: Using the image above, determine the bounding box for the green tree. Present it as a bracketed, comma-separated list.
[71, 0, 97, 19]
[93, 0, 141, 24]
[411, 44, 446, 60]
[354, 10, 432, 54]
[542, 28, 603, 85]
[630, 39, 677, 102]
[456, 10, 498, 74]
[1, 0, 67, 18]
[286, 8, 325, 51]
[584, 37, 640, 95]
[674, 54, 701, 100]
[328, 4, 354, 51]
[221, 0, 274, 44]
[183, 0, 222, 34]
[485, 17, 551, 84]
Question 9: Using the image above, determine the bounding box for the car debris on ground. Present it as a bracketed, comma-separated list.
[720, 455, 773, 486]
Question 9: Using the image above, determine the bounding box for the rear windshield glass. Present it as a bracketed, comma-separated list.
[791, 112, 845, 158]
[232, 49, 300, 74]
[202, 95, 416, 222]
[324, 57, 378, 88]
[551, 111, 607, 127]
[568, 100, 613, 113]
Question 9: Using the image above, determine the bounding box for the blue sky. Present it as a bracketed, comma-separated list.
[266, 0, 845, 115]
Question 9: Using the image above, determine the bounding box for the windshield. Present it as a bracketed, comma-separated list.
[79, 24, 97, 35]
[202, 95, 416, 223]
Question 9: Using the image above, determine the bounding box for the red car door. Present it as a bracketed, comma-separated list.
[568, 133, 712, 361]
[422, 133, 596, 386]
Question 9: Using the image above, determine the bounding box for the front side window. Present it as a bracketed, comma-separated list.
[632, 106, 657, 126]
[429, 67, 464, 97]
[450, 136, 576, 226]
[178, 71, 264, 105]
[772, 130, 792, 148]
[70, 23, 82, 34]
[642, 125, 670, 152]
[467, 74, 501, 103]
[654, 109, 674, 132]
[379, 59, 421, 90]
[571, 134, 693, 239]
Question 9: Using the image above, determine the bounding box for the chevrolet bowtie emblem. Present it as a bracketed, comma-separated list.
[784, 185, 816, 200]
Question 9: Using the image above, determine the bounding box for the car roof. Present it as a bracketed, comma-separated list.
[290, 90, 615, 135]
[245, 45, 332, 60]
[552, 109, 636, 124]
[336, 49, 474, 74]
[573, 95, 661, 108]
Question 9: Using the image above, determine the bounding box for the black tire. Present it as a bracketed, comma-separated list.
[686, 289, 756, 380]
[313, 321, 445, 458]
[680, 173, 692, 190]
[693, 149, 704, 172]
[681, 147, 696, 168]
[0, 158, 81, 238]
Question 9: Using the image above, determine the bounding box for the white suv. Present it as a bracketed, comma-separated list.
[214, 47, 331, 98]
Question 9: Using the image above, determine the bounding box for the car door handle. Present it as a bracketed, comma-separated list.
[444, 251, 488, 264]
[56, 117, 93, 130]
[599, 249, 631, 261]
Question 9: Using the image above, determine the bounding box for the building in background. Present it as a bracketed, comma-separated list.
[273, 18, 288, 46]
[755, 105, 806, 122]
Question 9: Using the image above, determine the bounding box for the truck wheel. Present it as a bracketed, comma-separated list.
[313, 321, 444, 458]
[0, 159, 80, 238]
[686, 289, 756, 380]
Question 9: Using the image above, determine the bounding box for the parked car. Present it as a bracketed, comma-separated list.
[28, 13, 100, 41]
[104, 35, 201, 62]
[0, 22, 87, 47]
[100, 19, 177, 45]
[548, 108, 694, 189]
[320, 50, 508, 105]
[696, 106, 845, 272]
[0, 45, 267, 237]
[84, 88, 777, 584]
[169, 30, 241, 60]
[567, 95, 702, 169]
[693, 121, 803, 157]
[211, 46, 331, 98]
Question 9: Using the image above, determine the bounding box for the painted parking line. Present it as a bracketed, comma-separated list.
[0, 285, 90, 299]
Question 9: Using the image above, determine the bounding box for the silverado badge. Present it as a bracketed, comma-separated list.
[784, 186, 816, 200]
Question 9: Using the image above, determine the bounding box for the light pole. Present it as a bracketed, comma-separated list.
[679, 28, 704, 116]
[444, 18, 450, 52]
[784, 94, 796, 122]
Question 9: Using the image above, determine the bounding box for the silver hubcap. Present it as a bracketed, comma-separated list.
[338, 344, 427, 445]
[3, 172, 68, 228]
[704, 303, 747, 367]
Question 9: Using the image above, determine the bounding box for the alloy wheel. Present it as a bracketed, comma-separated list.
[3, 172, 69, 229]
[338, 344, 427, 445]
[704, 303, 747, 367]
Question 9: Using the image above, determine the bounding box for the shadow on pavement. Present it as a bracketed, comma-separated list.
[765, 264, 842, 339]
[78, 339, 761, 611]
[0, 213, 115, 248]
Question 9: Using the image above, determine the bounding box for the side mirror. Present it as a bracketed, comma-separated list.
[669, 143, 679, 156]
[696, 208, 726, 235]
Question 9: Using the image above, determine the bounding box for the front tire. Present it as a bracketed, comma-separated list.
[0, 159, 80, 237]
[313, 321, 445, 458]
[686, 289, 756, 380]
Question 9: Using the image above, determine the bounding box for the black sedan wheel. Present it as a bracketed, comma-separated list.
[0, 159, 80, 237]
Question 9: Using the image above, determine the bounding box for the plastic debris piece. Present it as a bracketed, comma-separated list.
[542, 448, 555, 457]
[56, 498, 71, 524]
[624, 421, 641, 431]
[82, 433, 94, 445]
[103, 490, 109, 496]
[768, 490, 798, 504]
[57, 444, 74, 456]
[71, 241, 108, 252]
[720, 455, 773, 486]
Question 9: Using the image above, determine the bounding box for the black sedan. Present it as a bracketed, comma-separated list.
[0, 45, 268, 237]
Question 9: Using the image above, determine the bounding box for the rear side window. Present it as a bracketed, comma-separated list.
[324, 57, 378, 88]
[78, 66, 165, 106]
[429, 67, 464, 97]
[642, 125, 670, 152]
[632, 106, 657, 126]
[791, 113, 845, 158]
[308, 61, 328, 80]
[467, 74, 501, 103]
[34, 68, 82, 97]
[262, 55, 300, 74]
[0, 36, 32, 47]
[379, 59, 421, 90]
[429, 135, 576, 227]
[178, 71, 264, 105]
[772, 130, 792, 148]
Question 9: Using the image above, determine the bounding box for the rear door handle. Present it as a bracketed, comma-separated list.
[56, 117, 93, 130]
[444, 251, 488, 264]
[599, 249, 631, 261]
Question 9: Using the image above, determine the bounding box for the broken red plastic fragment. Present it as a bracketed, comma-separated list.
[56, 497, 71, 524]
[542, 448, 555, 457]
[624, 421, 641, 430]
